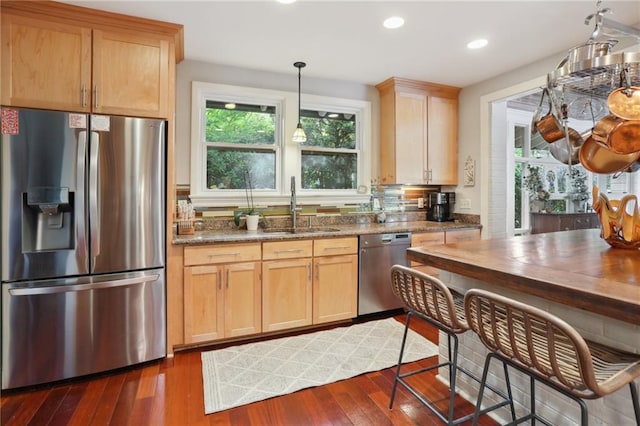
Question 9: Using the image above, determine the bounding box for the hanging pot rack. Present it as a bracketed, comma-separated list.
[548, 51, 640, 99]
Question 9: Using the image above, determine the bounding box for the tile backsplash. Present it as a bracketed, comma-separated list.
[174, 183, 479, 230]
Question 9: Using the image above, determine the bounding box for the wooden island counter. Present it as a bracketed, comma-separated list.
[407, 228, 640, 325]
[407, 229, 639, 425]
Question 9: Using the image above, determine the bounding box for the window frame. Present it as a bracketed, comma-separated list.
[190, 81, 372, 208]
[298, 101, 362, 193]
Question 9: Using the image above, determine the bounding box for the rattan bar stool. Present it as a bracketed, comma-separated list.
[464, 288, 640, 426]
[389, 265, 515, 425]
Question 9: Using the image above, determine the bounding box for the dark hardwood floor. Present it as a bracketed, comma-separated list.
[1, 314, 498, 425]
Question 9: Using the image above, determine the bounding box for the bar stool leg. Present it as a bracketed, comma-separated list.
[472, 354, 494, 426]
[389, 312, 413, 409]
[631, 381, 640, 426]
[502, 362, 516, 421]
[446, 333, 459, 423]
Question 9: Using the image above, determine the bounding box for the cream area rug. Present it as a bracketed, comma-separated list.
[201, 317, 438, 414]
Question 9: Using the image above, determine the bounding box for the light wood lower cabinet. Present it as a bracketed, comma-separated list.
[262, 258, 313, 332]
[410, 229, 480, 276]
[313, 237, 358, 324]
[445, 228, 481, 243]
[262, 240, 313, 332]
[183, 244, 261, 343]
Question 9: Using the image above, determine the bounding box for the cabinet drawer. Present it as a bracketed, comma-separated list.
[184, 243, 261, 266]
[411, 232, 445, 247]
[445, 228, 480, 243]
[263, 240, 313, 260]
[314, 237, 358, 256]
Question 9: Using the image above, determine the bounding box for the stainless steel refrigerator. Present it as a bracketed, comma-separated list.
[1, 107, 166, 390]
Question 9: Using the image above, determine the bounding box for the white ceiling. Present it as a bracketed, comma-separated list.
[64, 0, 640, 88]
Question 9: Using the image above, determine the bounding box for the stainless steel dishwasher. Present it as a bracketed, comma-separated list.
[358, 232, 411, 315]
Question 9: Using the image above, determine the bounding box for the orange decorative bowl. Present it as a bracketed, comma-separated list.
[592, 186, 640, 249]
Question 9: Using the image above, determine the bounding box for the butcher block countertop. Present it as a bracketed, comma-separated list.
[407, 229, 640, 325]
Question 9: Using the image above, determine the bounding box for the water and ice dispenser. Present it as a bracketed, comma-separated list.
[22, 187, 75, 252]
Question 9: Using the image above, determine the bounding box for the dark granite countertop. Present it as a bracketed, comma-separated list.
[172, 220, 481, 245]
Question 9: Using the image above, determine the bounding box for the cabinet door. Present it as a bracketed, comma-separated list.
[445, 228, 480, 243]
[410, 232, 445, 275]
[225, 262, 261, 337]
[92, 29, 170, 118]
[394, 92, 427, 184]
[1, 14, 91, 111]
[183, 265, 224, 343]
[262, 259, 312, 332]
[313, 254, 358, 324]
[427, 96, 458, 185]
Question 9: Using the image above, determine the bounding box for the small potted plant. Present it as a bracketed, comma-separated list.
[568, 166, 590, 211]
[234, 170, 261, 230]
[523, 165, 550, 212]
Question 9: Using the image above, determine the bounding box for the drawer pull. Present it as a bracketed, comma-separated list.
[207, 252, 240, 258]
[275, 249, 304, 254]
[322, 245, 352, 250]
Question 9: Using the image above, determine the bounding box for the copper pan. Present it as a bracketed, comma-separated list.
[579, 135, 640, 174]
[548, 128, 585, 165]
[607, 68, 640, 121]
[592, 114, 640, 154]
[607, 87, 640, 120]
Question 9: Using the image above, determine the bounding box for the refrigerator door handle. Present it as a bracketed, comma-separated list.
[89, 131, 101, 259]
[8, 274, 160, 296]
[77, 130, 87, 261]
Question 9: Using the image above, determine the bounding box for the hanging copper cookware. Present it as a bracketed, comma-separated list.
[549, 128, 586, 165]
[534, 88, 565, 143]
[579, 135, 640, 174]
[592, 114, 640, 155]
[607, 68, 640, 121]
[607, 89, 640, 121]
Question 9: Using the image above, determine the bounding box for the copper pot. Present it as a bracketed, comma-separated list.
[592, 114, 640, 154]
[533, 89, 564, 143]
[579, 135, 640, 174]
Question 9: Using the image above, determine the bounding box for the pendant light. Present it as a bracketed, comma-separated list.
[292, 61, 307, 143]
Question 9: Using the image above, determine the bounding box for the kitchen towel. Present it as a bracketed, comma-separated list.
[201, 317, 438, 414]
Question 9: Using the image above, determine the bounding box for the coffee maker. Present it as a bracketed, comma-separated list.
[427, 192, 455, 222]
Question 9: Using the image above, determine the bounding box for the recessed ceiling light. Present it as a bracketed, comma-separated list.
[276, 0, 296, 4]
[467, 38, 488, 49]
[383, 16, 404, 29]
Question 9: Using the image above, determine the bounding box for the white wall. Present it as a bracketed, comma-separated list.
[175, 60, 379, 185]
[455, 52, 566, 220]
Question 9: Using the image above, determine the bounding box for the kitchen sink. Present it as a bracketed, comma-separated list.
[263, 227, 341, 235]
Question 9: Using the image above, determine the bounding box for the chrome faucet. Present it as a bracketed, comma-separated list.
[290, 176, 302, 229]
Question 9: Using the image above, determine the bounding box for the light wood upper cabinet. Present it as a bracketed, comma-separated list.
[376, 77, 460, 185]
[92, 29, 171, 118]
[1, 15, 92, 112]
[1, 4, 177, 119]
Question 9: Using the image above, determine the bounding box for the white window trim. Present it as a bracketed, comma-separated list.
[189, 81, 372, 208]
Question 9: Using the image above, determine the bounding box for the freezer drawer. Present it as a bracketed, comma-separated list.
[1, 269, 166, 390]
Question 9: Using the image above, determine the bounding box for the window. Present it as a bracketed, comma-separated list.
[300, 109, 358, 190]
[204, 100, 277, 190]
[190, 81, 371, 207]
